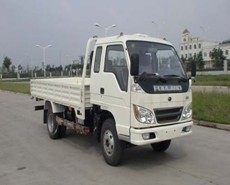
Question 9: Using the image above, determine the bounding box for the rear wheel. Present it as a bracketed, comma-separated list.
[151, 140, 171, 152]
[101, 119, 124, 166]
[47, 106, 66, 139]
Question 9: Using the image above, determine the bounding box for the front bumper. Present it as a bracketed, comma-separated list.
[130, 121, 193, 145]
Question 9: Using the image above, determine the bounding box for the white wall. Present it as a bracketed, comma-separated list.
[179, 30, 230, 68]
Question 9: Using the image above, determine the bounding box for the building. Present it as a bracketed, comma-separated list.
[179, 29, 230, 68]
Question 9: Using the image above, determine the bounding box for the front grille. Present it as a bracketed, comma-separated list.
[154, 107, 183, 124]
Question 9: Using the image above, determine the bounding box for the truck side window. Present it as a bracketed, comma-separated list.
[94, 47, 102, 73]
[104, 45, 128, 91]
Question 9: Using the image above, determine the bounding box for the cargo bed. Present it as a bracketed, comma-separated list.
[30, 77, 91, 112]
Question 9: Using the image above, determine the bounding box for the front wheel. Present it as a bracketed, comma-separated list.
[101, 119, 124, 166]
[151, 140, 171, 152]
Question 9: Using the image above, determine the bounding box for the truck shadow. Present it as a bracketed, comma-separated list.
[63, 129, 101, 155]
[122, 145, 187, 169]
[63, 129, 188, 168]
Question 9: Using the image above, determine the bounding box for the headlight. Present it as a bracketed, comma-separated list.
[133, 105, 155, 124]
[182, 103, 192, 120]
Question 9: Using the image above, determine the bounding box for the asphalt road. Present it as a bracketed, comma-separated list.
[0, 91, 230, 185]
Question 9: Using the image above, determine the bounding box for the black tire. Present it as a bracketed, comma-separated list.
[47, 106, 66, 139]
[151, 140, 171, 152]
[101, 119, 124, 166]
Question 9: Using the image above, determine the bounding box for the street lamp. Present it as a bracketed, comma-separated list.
[152, 21, 158, 36]
[94, 22, 116, 36]
[36, 44, 52, 77]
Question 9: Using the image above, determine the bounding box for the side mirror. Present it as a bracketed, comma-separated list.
[130, 54, 139, 76]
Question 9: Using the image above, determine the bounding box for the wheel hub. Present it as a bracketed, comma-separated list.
[103, 130, 114, 156]
[47, 114, 54, 132]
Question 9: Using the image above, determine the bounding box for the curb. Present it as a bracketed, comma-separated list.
[193, 120, 230, 131]
[0, 90, 29, 96]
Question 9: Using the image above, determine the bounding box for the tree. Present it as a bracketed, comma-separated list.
[55, 65, 63, 72]
[34, 66, 39, 72]
[46, 64, 51, 72]
[11, 65, 16, 73]
[18, 64, 23, 73]
[64, 64, 71, 71]
[210, 48, 226, 68]
[196, 51, 205, 70]
[180, 55, 186, 65]
[222, 39, 230, 44]
[3, 56, 12, 72]
[187, 56, 194, 71]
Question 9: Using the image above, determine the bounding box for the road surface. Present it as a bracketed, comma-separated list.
[0, 91, 230, 185]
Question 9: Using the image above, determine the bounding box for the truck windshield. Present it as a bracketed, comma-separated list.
[126, 41, 186, 78]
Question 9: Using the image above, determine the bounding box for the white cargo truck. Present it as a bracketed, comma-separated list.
[31, 34, 193, 166]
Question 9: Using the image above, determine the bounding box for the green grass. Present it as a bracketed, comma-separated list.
[0, 81, 30, 94]
[193, 75, 230, 86]
[193, 92, 230, 125]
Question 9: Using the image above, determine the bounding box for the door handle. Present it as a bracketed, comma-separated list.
[100, 88, 104, 94]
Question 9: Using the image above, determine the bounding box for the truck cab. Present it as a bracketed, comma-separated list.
[90, 34, 192, 145]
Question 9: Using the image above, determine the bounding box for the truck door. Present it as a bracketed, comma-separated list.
[91, 44, 130, 137]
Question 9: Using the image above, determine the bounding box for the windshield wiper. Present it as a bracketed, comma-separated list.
[163, 74, 188, 82]
[138, 72, 167, 83]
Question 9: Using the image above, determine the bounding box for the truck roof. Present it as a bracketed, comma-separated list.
[95, 33, 173, 46]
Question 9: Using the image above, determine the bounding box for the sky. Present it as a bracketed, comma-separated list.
[0, 0, 230, 68]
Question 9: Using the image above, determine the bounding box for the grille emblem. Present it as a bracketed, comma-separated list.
[168, 97, 172, 101]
